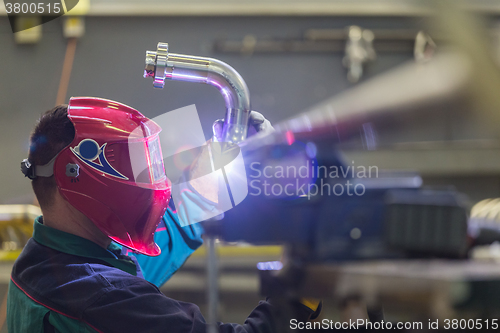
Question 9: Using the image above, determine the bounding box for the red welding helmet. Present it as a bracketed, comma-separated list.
[53, 97, 170, 256]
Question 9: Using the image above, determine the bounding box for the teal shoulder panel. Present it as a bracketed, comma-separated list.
[7, 280, 100, 333]
[48, 311, 100, 333]
[7, 280, 47, 333]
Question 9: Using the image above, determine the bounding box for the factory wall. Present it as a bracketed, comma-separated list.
[1, 15, 499, 204]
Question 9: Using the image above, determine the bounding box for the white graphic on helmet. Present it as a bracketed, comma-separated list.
[71, 139, 129, 180]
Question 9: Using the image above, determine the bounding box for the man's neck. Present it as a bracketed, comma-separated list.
[42, 193, 111, 250]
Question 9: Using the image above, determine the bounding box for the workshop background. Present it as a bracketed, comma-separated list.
[2, 0, 500, 332]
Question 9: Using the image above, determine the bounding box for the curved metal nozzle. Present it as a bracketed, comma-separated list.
[144, 42, 250, 144]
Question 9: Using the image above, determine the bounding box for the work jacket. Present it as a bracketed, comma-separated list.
[8, 217, 313, 332]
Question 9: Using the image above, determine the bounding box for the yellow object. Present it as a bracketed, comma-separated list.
[63, 17, 85, 38]
[14, 17, 42, 44]
[300, 298, 321, 312]
[64, 0, 90, 15]
[0, 205, 39, 261]
[192, 244, 282, 257]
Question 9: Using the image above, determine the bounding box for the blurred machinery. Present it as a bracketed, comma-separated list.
[143, 4, 500, 330]
[215, 27, 422, 83]
[222, 44, 500, 327]
[0, 205, 38, 261]
[214, 26, 443, 82]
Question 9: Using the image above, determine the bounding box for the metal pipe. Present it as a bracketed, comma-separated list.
[144, 42, 251, 144]
[144, 42, 252, 333]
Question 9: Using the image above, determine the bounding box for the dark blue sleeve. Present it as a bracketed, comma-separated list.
[83, 279, 281, 333]
[132, 206, 204, 287]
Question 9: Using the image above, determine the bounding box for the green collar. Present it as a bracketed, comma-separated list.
[33, 216, 137, 276]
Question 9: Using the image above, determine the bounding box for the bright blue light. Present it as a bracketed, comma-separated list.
[257, 261, 283, 271]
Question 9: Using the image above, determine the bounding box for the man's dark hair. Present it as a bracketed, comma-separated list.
[28, 105, 75, 209]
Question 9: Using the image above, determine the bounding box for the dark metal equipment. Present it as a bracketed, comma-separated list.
[144, 5, 500, 328]
[216, 10, 500, 326]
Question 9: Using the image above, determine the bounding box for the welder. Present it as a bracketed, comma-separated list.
[8, 97, 320, 332]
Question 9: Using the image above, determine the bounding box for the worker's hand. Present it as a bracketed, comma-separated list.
[185, 111, 273, 217]
[212, 111, 274, 142]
